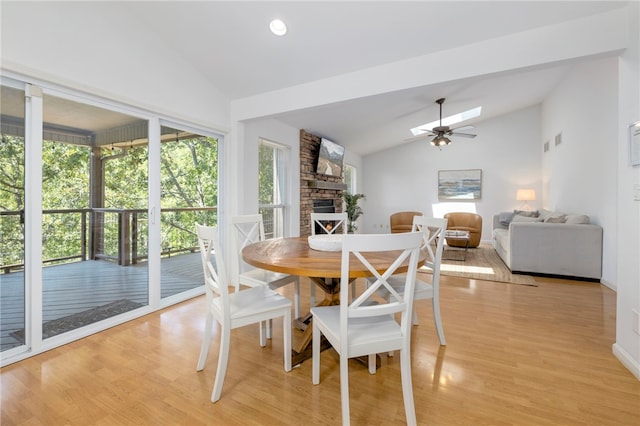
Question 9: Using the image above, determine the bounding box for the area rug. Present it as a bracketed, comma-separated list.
[10, 299, 143, 340]
[418, 244, 537, 286]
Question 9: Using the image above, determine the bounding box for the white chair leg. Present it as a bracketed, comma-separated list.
[400, 348, 417, 426]
[312, 322, 320, 384]
[412, 309, 419, 326]
[196, 313, 213, 371]
[283, 311, 292, 372]
[340, 354, 351, 426]
[266, 319, 273, 339]
[368, 354, 376, 374]
[211, 324, 231, 403]
[259, 321, 267, 347]
[432, 297, 446, 345]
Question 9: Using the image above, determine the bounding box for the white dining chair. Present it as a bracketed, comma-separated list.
[310, 212, 348, 302]
[195, 223, 292, 403]
[311, 231, 423, 426]
[369, 216, 448, 345]
[310, 212, 348, 236]
[229, 214, 302, 319]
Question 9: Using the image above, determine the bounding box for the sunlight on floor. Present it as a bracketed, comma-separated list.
[440, 264, 495, 275]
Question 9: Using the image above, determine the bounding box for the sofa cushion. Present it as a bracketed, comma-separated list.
[565, 214, 590, 224]
[544, 213, 567, 223]
[513, 209, 539, 217]
[538, 209, 554, 221]
[511, 214, 543, 223]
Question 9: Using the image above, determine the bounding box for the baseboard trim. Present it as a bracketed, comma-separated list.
[613, 342, 640, 380]
[600, 279, 616, 291]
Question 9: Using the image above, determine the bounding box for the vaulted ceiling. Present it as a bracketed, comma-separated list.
[3, 1, 629, 155]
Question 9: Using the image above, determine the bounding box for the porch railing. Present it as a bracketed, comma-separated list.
[0, 206, 217, 273]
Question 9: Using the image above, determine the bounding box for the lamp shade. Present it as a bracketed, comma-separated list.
[516, 189, 536, 201]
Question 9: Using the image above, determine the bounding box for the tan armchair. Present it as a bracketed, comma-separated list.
[390, 211, 423, 233]
[443, 212, 482, 248]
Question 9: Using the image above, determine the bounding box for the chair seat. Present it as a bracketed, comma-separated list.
[379, 275, 434, 300]
[311, 306, 403, 357]
[212, 286, 292, 323]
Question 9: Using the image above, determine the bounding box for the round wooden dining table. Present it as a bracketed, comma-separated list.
[242, 236, 425, 364]
[242, 236, 423, 279]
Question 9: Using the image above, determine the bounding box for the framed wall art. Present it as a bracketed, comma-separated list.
[438, 169, 482, 200]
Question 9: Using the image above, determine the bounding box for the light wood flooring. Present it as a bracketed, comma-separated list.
[1, 274, 639, 425]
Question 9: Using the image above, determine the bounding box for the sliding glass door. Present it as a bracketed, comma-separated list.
[39, 93, 149, 339]
[0, 76, 222, 364]
[159, 124, 217, 299]
[0, 81, 27, 353]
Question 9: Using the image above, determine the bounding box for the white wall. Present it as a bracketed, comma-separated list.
[0, 1, 230, 130]
[362, 105, 542, 240]
[613, 1, 640, 380]
[541, 57, 619, 286]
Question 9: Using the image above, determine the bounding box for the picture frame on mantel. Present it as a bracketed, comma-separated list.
[629, 120, 640, 166]
[438, 169, 482, 200]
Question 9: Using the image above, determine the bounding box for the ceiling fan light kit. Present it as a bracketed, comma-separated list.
[431, 135, 451, 147]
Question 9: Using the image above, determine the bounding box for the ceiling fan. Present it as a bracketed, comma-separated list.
[406, 98, 477, 147]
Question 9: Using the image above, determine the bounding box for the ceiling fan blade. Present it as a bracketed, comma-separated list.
[452, 132, 477, 138]
[451, 125, 475, 132]
[404, 133, 432, 142]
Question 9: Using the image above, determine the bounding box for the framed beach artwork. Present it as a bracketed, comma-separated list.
[438, 169, 482, 200]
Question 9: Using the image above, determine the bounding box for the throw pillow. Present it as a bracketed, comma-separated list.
[565, 214, 590, 224]
[499, 211, 514, 226]
[513, 209, 539, 217]
[511, 214, 543, 223]
[538, 209, 554, 221]
[544, 214, 567, 223]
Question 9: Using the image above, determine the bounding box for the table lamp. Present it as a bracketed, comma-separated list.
[516, 189, 536, 211]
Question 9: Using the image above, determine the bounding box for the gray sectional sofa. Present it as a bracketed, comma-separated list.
[492, 210, 603, 281]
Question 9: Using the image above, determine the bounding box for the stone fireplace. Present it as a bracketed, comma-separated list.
[300, 129, 346, 237]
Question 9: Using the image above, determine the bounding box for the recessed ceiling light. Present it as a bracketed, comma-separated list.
[269, 19, 287, 36]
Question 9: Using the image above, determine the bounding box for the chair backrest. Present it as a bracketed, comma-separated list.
[412, 216, 447, 282]
[443, 212, 481, 229]
[390, 211, 423, 233]
[311, 212, 348, 235]
[340, 232, 422, 338]
[229, 214, 265, 288]
[196, 223, 230, 317]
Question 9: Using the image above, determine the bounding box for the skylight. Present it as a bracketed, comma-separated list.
[410, 106, 482, 136]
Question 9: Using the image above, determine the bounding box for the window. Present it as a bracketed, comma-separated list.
[258, 139, 289, 238]
[343, 163, 356, 194]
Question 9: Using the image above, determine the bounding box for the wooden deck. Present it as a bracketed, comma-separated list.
[0, 253, 203, 351]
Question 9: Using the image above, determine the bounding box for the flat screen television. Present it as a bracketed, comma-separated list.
[316, 138, 345, 177]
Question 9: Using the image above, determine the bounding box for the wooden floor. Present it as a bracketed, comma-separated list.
[1, 274, 639, 425]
